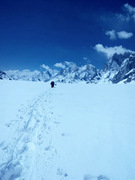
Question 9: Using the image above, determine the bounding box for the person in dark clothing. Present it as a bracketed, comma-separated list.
[50, 81, 55, 88]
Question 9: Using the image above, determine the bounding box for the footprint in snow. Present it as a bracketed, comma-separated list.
[57, 168, 68, 178]
[84, 174, 110, 180]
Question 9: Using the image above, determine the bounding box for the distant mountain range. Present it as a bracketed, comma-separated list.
[1, 52, 135, 83]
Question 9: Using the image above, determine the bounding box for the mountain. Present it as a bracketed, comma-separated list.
[5, 62, 99, 83]
[5, 69, 56, 82]
[112, 53, 135, 83]
[100, 52, 135, 83]
[2, 53, 135, 83]
[0, 70, 11, 80]
[53, 62, 99, 83]
[5, 70, 40, 81]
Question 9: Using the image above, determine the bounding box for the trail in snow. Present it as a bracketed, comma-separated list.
[0, 88, 59, 180]
[0, 81, 135, 180]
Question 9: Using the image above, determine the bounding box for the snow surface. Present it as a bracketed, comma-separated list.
[0, 80, 135, 180]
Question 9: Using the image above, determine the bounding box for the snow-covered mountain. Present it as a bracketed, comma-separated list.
[0, 70, 11, 80]
[1, 53, 135, 83]
[5, 70, 40, 81]
[112, 53, 135, 83]
[3, 62, 99, 83]
[5, 69, 56, 82]
[53, 62, 99, 83]
[99, 52, 135, 83]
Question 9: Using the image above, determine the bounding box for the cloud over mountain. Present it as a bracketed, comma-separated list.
[54, 63, 66, 69]
[41, 64, 50, 70]
[94, 44, 135, 58]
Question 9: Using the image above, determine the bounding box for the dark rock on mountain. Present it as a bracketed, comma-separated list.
[112, 54, 135, 83]
[100, 52, 135, 83]
[0, 70, 11, 80]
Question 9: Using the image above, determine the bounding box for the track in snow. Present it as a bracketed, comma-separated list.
[0, 89, 59, 180]
[2, 82, 133, 180]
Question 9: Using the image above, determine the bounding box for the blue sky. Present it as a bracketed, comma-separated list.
[0, 0, 135, 71]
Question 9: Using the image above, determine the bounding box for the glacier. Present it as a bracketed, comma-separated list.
[0, 80, 135, 180]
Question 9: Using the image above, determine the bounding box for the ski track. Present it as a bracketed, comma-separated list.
[0, 85, 112, 180]
[0, 88, 59, 180]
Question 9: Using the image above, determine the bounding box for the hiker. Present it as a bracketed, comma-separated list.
[50, 81, 55, 88]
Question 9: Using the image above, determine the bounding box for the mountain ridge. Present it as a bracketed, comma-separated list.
[1, 52, 135, 83]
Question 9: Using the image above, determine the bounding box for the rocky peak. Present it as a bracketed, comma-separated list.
[0, 70, 11, 80]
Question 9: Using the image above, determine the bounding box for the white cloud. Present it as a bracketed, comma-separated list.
[65, 61, 76, 66]
[54, 61, 76, 69]
[117, 31, 133, 39]
[106, 30, 116, 40]
[83, 57, 91, 64]
[116, 13, 130, 22]
[94, 44, 134, 58]
[124, 3, 135, 13]
[83, 57, 88, 60]
[116, 3, 135, 22]
[124, 3, 135, 20]
[106, 30, 133, 40]
[41, 64, 50, 70]
[54, 63, 66, 69]
[122, 3, 135, 21]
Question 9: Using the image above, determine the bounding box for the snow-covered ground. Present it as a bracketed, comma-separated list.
[0, 80, 135, 180]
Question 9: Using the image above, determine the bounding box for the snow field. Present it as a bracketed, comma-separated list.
[0, 80, 135, 180]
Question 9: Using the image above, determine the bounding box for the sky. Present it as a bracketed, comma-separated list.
[0, 0, 135, 71]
